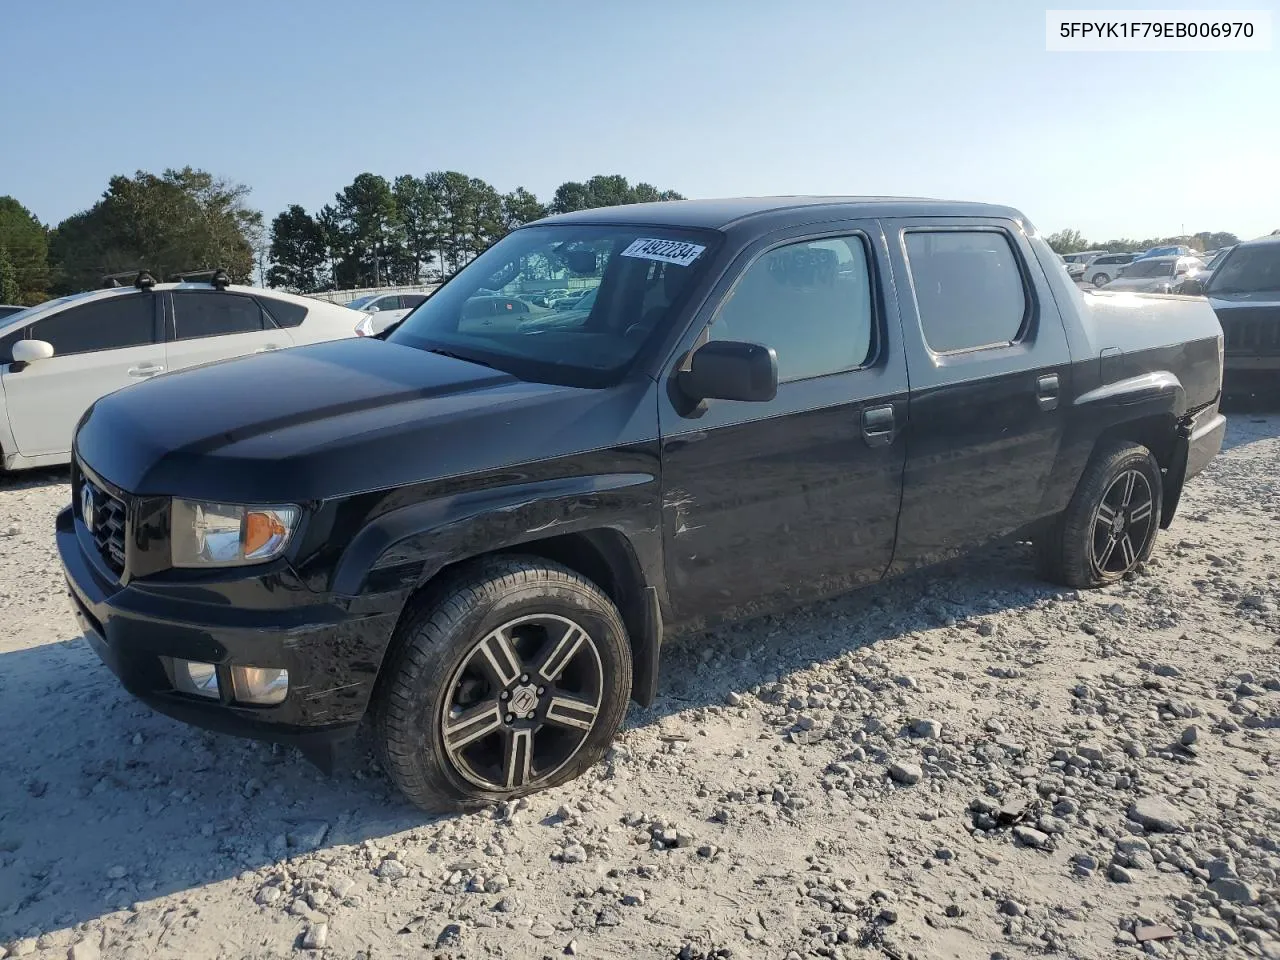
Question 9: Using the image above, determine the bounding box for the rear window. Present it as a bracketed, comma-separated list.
[258, 296, 309, 327]
[904, 230, 1028, 353]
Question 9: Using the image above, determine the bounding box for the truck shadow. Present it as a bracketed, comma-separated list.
[0, 540, 1056, 942]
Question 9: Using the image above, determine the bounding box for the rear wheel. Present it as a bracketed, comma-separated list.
[374, 556, 632, 811]
[1092, 273, 1110, 287]
[1036, 441, 1162, 588]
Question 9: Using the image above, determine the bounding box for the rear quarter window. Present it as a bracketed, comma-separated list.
[904, 230, 1028, 354]
[257, 296, 309, 328]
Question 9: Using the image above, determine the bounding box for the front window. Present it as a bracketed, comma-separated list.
[388, 225, 719, 386]
[1206, 245, 1280, 295]
[1124, 259, 1175, 279]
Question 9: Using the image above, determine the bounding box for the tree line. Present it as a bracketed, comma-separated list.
[1045, 227, 1240, 256]
[0, 170, 684, 305]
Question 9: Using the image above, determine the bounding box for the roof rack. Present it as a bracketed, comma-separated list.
[171, 267, 232, 289]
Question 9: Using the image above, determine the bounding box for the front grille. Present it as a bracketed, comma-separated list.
[1218, 305, 1280, 356]
[75, 461, 129, 575]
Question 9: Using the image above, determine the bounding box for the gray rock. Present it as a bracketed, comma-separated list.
[67, 941, 100, 960]
[725, 691, 744, 707]
[530, 919, 555, 938]
[288, 821, 329, 851]
[1180, 725, 1201, 747]
[301, 922, 328, 951]
[255, 885, 282, 906]
[329, 877, 355, 899]
[1109, 864, 1135, 883]
[1012, 826, 1050, 850]
[1128, 798, 1185, 833]
[561, 843, 587, 864]
[7, 939, 38, 958]
[1037, 815, 1068, 835]
[888, 761, 923, 785]
[911, 718, 942, 739]
[1076, 741, 1107, 764]
[1209, 877, 1258, 904]
[375, 857, 408, 879]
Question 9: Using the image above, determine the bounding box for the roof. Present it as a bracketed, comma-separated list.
[0, 283, 330, 334]
[1239, 233, 1280, 248]
[536, 196, 1025, 231]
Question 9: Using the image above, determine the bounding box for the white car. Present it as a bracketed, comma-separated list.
[350, 291, 428, 337]
[1082, 252, 1139, 287]
[0, 275, 363, 471]
[1061, 250, 1109, 280]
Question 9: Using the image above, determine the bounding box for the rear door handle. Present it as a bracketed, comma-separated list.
[862, 404, 896, 447]
[1037, 374, 1060, 411]
[127, 363, 165, 378]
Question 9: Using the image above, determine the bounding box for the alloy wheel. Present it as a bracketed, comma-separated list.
[1093, 273, 1109, 287]
[1090, 469, 1155, 577]
[440, 614, 603, 791]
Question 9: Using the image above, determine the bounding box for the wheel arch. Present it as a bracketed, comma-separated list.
[336, 478, 666, 709]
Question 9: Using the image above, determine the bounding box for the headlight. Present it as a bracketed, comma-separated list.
[354, 315, 374, 337]
[171, 500, 300, 568]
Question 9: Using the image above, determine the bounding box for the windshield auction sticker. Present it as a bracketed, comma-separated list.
[1046, 9, 1271, 50]
[621, 239, 706, 267]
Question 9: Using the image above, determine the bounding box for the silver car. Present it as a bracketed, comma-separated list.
[1101, 255, 1206, 293]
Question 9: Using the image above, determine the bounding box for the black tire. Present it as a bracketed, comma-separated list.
[1036, 441, 1162, 589]
[373, 556, 632, 811]
[1092, 273, 1109, 287]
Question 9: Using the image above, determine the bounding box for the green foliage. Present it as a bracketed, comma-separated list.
[0, 197, 50, 304]
[1048, 228, 1243, 256]
[0, 245, 21, 304]
[1045, 229, 1089, 254]
[48, 167, 259, 293]
[550, 174, 684, 214]
[267, 205, 329, 292]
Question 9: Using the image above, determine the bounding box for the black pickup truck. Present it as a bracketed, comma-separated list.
[58, 197, 1226, 809]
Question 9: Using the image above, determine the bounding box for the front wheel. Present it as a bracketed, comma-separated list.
[1092, 273, 1110, 287]
[1036, 441, 1162, 588]
[374, 556, 633, 810]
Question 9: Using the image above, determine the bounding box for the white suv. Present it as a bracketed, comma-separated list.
[1082, 253, 1139, 287]
[0, 275, 362, 471]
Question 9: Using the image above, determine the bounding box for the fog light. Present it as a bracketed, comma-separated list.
[173, 659, 220, 699]
[231, 666, 289, 705]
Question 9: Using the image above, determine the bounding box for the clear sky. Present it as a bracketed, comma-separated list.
[3, 0, 1277, 243]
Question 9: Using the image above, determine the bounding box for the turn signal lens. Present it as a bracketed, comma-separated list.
[171, 500, 300, 568]
[231, 666, 289, 705]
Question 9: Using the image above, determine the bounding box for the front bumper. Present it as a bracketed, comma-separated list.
[56, 505, 400, 757]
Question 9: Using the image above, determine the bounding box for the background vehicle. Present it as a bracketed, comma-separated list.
[0, 273, 361, 470]
[1135, 244, 1192, 261]
[0, 305, 25, 320]
[1103, 254, 1206, 293]
[350, 292, 429, 336]
[1083, 252, 1138, 287]
[1181, 236, 1280, 395]
[1061, 250, 1108, 279]
[60, 197, 1225, 810]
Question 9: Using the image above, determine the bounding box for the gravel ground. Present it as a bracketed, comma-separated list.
[1, 415, 1277, 960]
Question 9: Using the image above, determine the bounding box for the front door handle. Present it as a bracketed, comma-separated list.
[1037, 374, 1060, 412]
[862, 404, 896, 447]
[127, 363, 165, 378]
[255, 344, 281, 353]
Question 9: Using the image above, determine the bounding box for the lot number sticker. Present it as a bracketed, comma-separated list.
[620, 238, 706, 267]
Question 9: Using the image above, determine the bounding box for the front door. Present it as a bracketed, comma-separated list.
[1, 293, 163, 458]
[165, 290, 291, 371]
[658, 224, 909, 626]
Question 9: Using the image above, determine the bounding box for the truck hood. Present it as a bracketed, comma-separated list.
[75, 338, 656, 502]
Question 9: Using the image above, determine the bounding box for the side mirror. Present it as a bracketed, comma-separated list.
[680, 340, 778, 403]
[366, 303, 380, 312]
[10, 339, 54, 364]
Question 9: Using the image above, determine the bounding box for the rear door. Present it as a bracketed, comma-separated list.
[0, 293, 163, 457]
[883, 218, 1072, 571]
[165, 290, 290, 371]
[658, 222, 909, 625]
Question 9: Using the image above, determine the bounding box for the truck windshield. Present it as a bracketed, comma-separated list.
[1206, 245, 1280, 295]
[388, 224, 719, 387]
